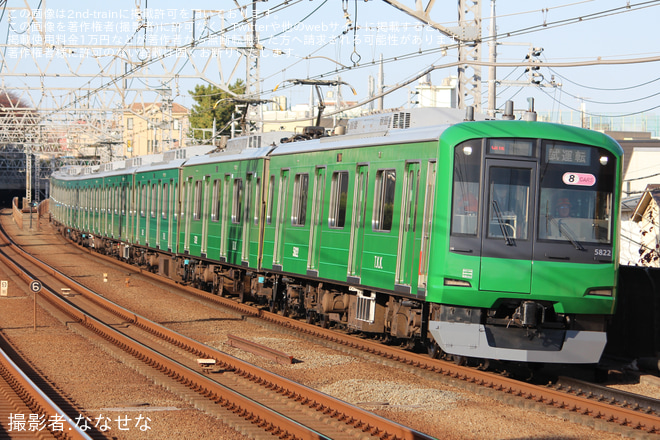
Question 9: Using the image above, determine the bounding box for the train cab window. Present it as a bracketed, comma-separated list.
[487, 167, 531, 241]
[538, 142, 615, 244]
[266, 175, 275, 225]
[292, 173, 309, 226]
[373, 169, 396, 232]
[232, 178, 243, 224]
[329, 171, 349, 229]
[451, 141, 482, 236]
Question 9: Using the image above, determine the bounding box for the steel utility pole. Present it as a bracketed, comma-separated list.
[382, 0, 482, 111]
[487, 0, 497, 117]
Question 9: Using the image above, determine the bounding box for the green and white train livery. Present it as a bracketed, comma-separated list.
[50, 106, 622, 365]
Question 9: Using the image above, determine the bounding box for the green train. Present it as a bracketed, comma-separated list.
[50, 106, 623, 365]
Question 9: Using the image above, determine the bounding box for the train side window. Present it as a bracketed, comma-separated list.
[211, 179, 220, 222]
[266, 175, 275, 225]
[232, 178, 243, 224]
[193, 180, 202, 220]
[254, 177, 261, 225]
[291, 173, 309, 226]
[373, 169, 396, 232]
[328, 171, 349, 229]
[451, 141, 482, 236]
[140, 184, 147, 217]
[162, 183, 169, 219]
[151, 183, 157, 218]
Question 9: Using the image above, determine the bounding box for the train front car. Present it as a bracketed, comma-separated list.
[428, 121, 622, 364]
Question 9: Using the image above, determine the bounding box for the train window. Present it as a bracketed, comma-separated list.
[140, 184, 147, 217]
[329, 171, 349, 229]
[162, 183, 169, 219]
[151, 183, 157, 218]
[211, 179, 220, 222]
[193, 180, 202, 220]
[451, 140, 482, 236]
[232, 178, 243, 224]
[266, 175, 275, 225]
[373, 169, 396, 232]
[254, 177, 261, 225]
[487, 167, 531, 241]
[121, 186, 127, 216]
[291, 173, 309, 226]
[538, 142, 615, 244]
[174, 183, 179, 220]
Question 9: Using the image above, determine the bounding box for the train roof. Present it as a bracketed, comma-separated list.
[134, 144, 217, 173]
[270, 124, 451, 156]
[183, 144, 275, 167]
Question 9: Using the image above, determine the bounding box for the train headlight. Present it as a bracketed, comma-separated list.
[444, 278, 472, 288]
[587, 288, 613, 297]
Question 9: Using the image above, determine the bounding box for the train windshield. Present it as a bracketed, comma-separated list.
[538, 141, 616, 245]
[451, 139, 617, 247]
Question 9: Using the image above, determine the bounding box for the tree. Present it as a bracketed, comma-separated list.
[0, 89, 39, 145]
[188, 80, 245, 141]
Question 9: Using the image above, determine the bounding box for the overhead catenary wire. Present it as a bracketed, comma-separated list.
[6, 0, 660, 124]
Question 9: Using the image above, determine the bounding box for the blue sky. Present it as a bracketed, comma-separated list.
[2, 1, 659, 119]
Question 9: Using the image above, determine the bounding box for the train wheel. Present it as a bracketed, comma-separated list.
[427, 341, 442, 359]
[453, 355, 467, 366]
[477, 359, 490, 371]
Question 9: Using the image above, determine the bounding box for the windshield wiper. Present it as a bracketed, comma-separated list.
[546, 213, 585, 251]
[492, 200, 515, 246]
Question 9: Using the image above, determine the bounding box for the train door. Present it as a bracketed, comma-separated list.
[155, 181, 162, 248]
[165, 182, 173, 251]
[119, 184, 127, 238]
[480, 159, 536, 293]
[347, 165, 368, 284]
[241, 173, 254, 264]
[220, 175, 230, 260]
[307, 166, 326, 275]
[201, 177, 210, 256]
[184, 177, 193, 252]
[273, 169, 289, 269]
[418, 161, 437, 293]
[395, 161, 420, 292]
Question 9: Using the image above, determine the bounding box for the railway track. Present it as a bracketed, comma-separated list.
[32, 232, 660, 438]
[0, 221, 434, 439]
[0, 338, 94, 440]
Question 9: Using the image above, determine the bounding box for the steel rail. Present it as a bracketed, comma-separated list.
[59, 239, 660, 436]
[0, 222, 436, 440]
[0, 338, 94, 440]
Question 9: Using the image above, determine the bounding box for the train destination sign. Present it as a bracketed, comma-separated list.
[547, 144, 591, 165]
